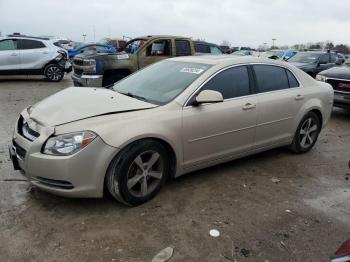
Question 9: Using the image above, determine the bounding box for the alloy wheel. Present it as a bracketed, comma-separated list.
[299, 118, 318, 149]
[46, 66, 63, 81]
[127, 150, 164, 197]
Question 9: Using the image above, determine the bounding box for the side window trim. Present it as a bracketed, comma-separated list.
[250, 63, 302, 94]
[184, 64, 254, 107]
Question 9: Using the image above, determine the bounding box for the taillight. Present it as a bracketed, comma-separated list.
[58, 50, 67, 60]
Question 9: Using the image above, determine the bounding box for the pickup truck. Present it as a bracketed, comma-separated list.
[72, 35, 199, 87]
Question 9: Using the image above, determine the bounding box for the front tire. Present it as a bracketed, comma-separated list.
[289, 112, 321, 153]
[106, 140, 170, 206]
[44, 64, 64, 82]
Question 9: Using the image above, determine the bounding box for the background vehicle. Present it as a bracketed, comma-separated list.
[10, 56, 333, 206]
[68, 43, 116, 59]
[219, 45, 232, 54]
[288, 51, 343, 77]
[193, 41, 223, 55]
[72, 35, 198, 87]
[261, 49, 297, 60]
[52, 38, 74, 50]
[316, 56, 350, 109]
[99, 38, 127, 50]
[0, 34, 71, 81]
[232, 50, 254, 56]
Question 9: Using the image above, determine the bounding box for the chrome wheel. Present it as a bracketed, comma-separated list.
[299, 118, 318, 149]
[46, 65, 63, 81]
[127, 151, 164, 197]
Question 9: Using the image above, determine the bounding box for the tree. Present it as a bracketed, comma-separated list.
[334, 44, 350, 54]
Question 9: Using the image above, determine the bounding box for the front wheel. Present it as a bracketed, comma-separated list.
[106, 140, 170, 206]
[289, 112, 321, 153]
[44, 64, 64, 82]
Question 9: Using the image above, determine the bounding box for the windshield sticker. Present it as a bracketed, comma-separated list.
[117, 54, 129, 60]
[180, 68, 205, 74]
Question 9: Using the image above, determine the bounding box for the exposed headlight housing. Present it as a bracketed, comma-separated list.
[316, 74, 327, 82]
[82, 59, 96, 73]
[43, 131, 96, 156]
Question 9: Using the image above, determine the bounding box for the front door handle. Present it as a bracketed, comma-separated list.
[242, 103, 256, 110]
[295, 94, 305, 101]
[10, 53, 18, 56]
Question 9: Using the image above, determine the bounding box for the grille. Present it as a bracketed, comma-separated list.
[73, 68, 83, 75]
[33, 177, 74, 190]
[73, 58, 84, 66]
[326, 78, 350, 93]
[17, 115, 40, 141]
[12, 140, 26, 159]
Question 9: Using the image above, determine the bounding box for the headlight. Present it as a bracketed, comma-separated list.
[316, 74, 327, 82]
[43, 131, 96, 156]
[82, 59, 96, 73]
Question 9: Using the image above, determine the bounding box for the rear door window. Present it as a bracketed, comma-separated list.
[201, 66, 251, 99]
[253, 65, 290, 93]
[286, 70, 300, 88]
[19, 39, 46, 49]
[0, 39, 18, 50]
[175, 40, 191, 56]
[330, 53, 337, 63]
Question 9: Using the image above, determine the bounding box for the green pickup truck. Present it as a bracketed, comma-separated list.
[72, 35, 200, 87]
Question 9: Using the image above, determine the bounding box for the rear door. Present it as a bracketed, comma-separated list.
[138, 38, 172, 68]
[18, 39, 50, 70]
[0, 39, 20, 71]
[182, 65, 258, 167]
[252, 64, 302, 148]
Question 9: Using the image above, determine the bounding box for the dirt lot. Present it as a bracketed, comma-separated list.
[0, 74, 349, 262]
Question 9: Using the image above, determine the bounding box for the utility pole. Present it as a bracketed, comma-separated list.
[264, 42, 267, 50]
[272, 38, 277, 48]
[82, 34, 87, 42]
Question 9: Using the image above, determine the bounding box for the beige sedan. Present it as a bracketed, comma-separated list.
[10, 56, 333, 206]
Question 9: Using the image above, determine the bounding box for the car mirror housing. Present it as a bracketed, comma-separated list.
[194, 90, 224, 106]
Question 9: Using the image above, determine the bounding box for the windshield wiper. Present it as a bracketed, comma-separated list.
[119, 91, 149, 102]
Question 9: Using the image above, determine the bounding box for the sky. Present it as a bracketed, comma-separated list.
[0, 0, 349, 48]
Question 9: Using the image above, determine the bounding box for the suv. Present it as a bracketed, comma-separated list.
[288, 51, 343, 78]
[0, 35, 72, 81]
[193, 41, 223, 55]
[72, 35, 198, 87]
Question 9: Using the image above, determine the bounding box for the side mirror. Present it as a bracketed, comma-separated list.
[193, 90, 224, 106]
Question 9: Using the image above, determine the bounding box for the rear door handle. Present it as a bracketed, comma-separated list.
[242, 103, 256, 110]
[295, 94, 304, 100]
[10, 53, 18, 56]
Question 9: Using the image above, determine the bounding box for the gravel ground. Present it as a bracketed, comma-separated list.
[0, 74, 349, 262]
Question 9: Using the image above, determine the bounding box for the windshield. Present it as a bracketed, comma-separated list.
[288, 53, 320, 63]
[113, 60, 211, 105]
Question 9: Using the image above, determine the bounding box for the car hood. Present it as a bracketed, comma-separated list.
[29, 87, 157, 126]
[319, 65, 350, 79]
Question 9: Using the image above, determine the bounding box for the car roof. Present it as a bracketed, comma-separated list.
[134, 35, 190, 41]
[170, 55, 288, 66]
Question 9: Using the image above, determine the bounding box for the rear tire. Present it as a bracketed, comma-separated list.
[106, 140, 170, 206]
[289, 112, 321, 153]
[44, 64, 64, 82]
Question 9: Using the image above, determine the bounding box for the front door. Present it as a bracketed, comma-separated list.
[182, 65, 258, 168]
[138, 39, 172, 69]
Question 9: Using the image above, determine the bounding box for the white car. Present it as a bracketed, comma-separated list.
[0, 35, 72, 81]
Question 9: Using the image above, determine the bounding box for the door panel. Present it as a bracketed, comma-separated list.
[19, 39, 49, 70]
[182, 96, 258, 167]
[0, 39, 20, 70]
[254, 89, 301, 148]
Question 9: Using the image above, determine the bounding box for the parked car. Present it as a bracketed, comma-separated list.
[232, 50, 254, 56]
[68, 43, 116, 59]
[72, 35, 198, 87]
[316, 56, 350, 109]
[219, 45, 232, 54]
[288, 51, 342, 77]
[0, 35, 72, 81]
[99, 38, 127, 50]
[9, 56, 333, 206]
[194, 41, 223, 55]
[261, 49, 297, 60]
[52, 38, 75, 50]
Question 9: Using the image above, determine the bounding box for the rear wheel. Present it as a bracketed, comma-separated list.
[289, 112, 321, 153]
[44, 64, 64, 82]
[106, 140, 170, 206]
